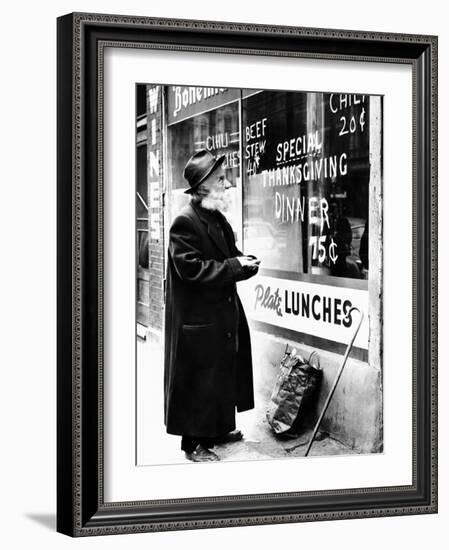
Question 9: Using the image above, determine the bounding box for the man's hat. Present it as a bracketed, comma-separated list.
[183, 149, 226, 194]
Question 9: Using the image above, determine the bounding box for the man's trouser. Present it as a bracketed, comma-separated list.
[181, 435, 219, 453]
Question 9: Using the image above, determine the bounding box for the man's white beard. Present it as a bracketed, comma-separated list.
[201, 188, 232, 213]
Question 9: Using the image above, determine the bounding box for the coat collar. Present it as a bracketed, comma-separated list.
[190, 201, 230, 257]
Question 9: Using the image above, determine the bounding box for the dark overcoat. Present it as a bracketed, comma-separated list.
[164, 201, 256, 438]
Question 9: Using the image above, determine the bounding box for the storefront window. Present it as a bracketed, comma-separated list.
[165, 87, 371, 282]
[167, 98, 240, 228]
[136, 144, 148, 268]
[241, 90, 370, 281]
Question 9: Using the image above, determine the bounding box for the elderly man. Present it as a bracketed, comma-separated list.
[164, 149, 260, 462]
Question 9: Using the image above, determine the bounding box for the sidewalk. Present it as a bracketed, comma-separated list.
[137, 333, 355, 465]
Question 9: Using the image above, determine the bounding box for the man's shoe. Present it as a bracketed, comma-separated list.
[212, 429, 244, 444]
[185, 444, 220, 462]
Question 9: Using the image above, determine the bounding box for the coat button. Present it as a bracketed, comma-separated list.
[227, 296, 232, 303]
[226, 332, 232, 339]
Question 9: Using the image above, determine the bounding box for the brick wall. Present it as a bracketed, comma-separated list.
[146, 85, 164, 333]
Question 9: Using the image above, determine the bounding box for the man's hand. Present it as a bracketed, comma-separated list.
[237, 255, 261, 269]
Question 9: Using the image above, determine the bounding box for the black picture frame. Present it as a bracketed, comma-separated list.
[57, 12, 438, 536]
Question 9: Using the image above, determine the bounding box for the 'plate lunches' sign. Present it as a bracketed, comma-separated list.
[238, 275, 369, 349]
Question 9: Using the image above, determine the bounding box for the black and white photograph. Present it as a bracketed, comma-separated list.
[135, 84, 383, 465]
[1, 0, 443, 545]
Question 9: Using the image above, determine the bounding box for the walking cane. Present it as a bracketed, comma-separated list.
[304, 307, 364, 457]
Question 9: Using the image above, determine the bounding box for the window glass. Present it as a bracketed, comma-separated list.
[136, 85, 147, 117]
[242, 90, 370, 280]
[167, 101, 240, 224]
[136, 144, 148, 219]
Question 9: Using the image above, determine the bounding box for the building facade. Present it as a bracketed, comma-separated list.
[136, 84, 383, 453]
